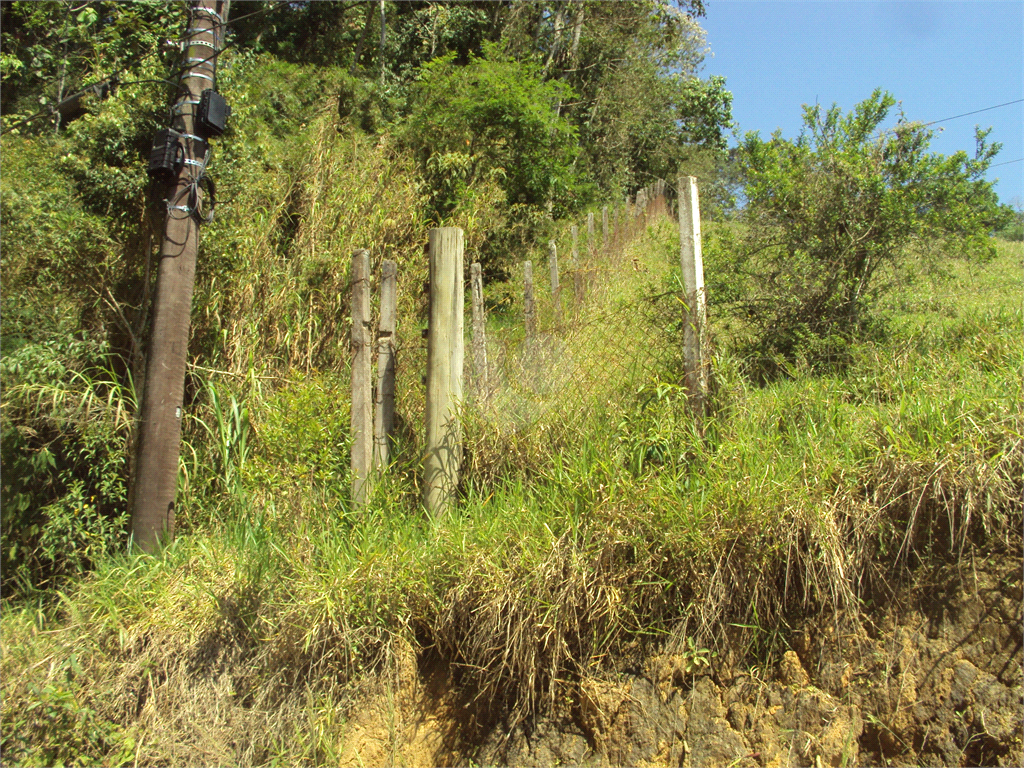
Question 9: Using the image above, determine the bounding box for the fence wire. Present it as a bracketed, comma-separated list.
[464, 190, 690, 446]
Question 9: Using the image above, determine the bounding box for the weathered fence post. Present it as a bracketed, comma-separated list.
[350, 249, 373, 506]
[549, 240, 560, 324]
[470, 262, 488, 397]
[373, 259, 397, 471]
[587, 212, 595, 249]
[602, 206, 609, 251]
[424, 227, 464, 515]
[678, 175, 707, 415]
[524, 259, 536, 340]
[571, 224, 583, 310]
[612, 205, 619, 249]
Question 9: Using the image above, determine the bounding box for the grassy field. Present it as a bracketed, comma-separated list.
[2, 214, 1020, 765]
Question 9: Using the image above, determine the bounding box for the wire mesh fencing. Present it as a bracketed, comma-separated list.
[459, 185, 698, 484]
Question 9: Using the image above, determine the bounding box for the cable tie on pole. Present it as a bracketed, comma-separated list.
[185, 40, 217, 51]
[185, 71, 215, 82]
[192, 6, 223, 22]
[183, 158, 204, 168]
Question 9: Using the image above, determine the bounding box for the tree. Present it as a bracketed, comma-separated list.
[400, 48, 588, 268]
[518, 0, 729, 194]
[727, 89, 1012, 375]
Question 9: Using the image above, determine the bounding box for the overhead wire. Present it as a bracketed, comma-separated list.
[920, 99, 1023, 128]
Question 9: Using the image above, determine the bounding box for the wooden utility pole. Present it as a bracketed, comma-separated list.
[548, 240, 560, 325]
[523, 260, 536, 340]
[470, 262, 488, 397]
[350, 249, 373, 505]
[678, 175, 707, 415]
[373, 259, 397, 471]
[424, 228, 464, 515]
[130, 0, 229, 552]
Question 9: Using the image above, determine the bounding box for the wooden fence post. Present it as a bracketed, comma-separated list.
[678, 175, 707, 415]
[373, 259, 397, 471]
[470, 262, 488, 397]
[571, 224, 583, 310]
[523, 259, 536, 340]
[424, 227, 464, 515]
[350, 249, 373, 506]
[612, 205, 619, 249]
[549, 240, 560, 324]
[602, 206, 609, 251]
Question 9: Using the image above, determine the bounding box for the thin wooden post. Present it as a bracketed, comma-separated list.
[586, 212, 596, 294]
[678, 175, 707, 415]
[373, 259, 397, 471]
[548, 240, 560, 324]
[571, 224, 583, 310]
[523, 260, 536, 340]
[601, 206, 609, 251]
[351, 249, 373, 506]
[424, 227, 464, 515]
[470, 262, 488, 397]
[612, 205, 619, 249]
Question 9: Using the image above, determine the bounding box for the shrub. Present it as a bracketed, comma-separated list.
[727, 89, 1013, 378]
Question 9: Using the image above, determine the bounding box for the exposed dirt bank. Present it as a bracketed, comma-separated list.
[338, 557, 1022, 767]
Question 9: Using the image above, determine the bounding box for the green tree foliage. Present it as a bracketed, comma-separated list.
[401, 50, 584, 215]
[509, 0, 729, 193]
[725, 89, 1013, 376]
[994, 204, 1023, 241]
[400, 49, 587, 269]
[0, 0, 186, 123]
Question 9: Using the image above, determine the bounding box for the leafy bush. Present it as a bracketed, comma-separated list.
[994, 208, 1023, 241]
[400, 48, 591, 269]
[1, 348, 132, 594]
[726, 89, 1013, 378]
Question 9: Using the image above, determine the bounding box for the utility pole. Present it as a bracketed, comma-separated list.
[130, 0, 230, 552]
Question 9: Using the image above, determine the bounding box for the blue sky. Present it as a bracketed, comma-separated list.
[700, 0, 1024, 205]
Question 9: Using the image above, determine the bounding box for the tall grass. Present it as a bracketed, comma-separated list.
[3, 210, 1020, 764]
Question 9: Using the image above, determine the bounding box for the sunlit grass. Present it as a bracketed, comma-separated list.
[3, 215, 1020, 764]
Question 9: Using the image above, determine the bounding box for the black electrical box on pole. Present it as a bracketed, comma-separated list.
[130, 0, 231, 552]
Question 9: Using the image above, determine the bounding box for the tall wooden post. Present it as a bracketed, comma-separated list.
[350, 249, 373, 505]
[424, 227, 464, 515]
[548, 240, 560, 324]
[601, 206, 609, 251]
[130, 0, 229, 552]
[612, 205, 619, 249]
[571, 224, 583, 309]
[523, 260, 536, 340]
[373, 259, 397, 471]
[678, 175, 707, 414]
[470, 262, 488, 397]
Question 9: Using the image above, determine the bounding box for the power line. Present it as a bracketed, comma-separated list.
[989, 158, 1023, 169]
[922, 99, 1024, 128]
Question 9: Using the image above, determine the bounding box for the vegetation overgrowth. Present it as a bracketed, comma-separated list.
[1, 1, 1021, 765]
